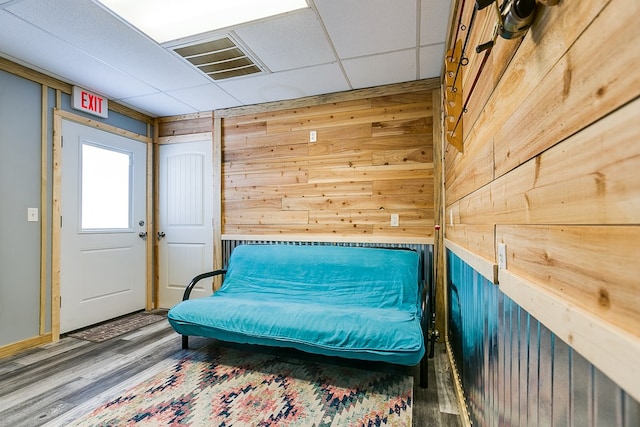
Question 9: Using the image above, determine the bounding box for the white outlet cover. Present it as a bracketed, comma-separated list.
[498, 243, 507, 269]
[309, 130, 317, 142]
[27, 207, 39, 222]
[390, 214, 399, 227]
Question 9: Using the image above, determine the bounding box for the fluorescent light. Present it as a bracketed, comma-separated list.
[98, 0, 308, 43]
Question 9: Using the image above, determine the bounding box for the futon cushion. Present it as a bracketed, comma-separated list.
[168, 244, 425, 365]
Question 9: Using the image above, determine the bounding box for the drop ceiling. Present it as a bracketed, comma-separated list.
[0, 0, 451, 118]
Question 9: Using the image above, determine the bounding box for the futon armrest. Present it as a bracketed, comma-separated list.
[183, 269, 227, 301]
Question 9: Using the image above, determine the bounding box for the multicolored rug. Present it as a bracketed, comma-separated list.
[68, 312, 166, 343]
[69, 346, 413, 426]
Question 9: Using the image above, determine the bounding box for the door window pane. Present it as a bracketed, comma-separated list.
[81, 143, 131, 230]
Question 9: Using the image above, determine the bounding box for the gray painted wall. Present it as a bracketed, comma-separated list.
[0, 69, 150, 347]
[0, 69, 42, 345]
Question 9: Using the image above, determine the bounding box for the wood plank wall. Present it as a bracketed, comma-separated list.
[157, 112, 213, 143]
[217, 81, 438, 244]
[444, 0, 640, 386]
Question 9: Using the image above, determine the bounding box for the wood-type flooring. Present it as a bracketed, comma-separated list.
[0, 312, 462, 426]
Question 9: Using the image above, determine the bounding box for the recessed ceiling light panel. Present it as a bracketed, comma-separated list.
[97, 0, 308, 43]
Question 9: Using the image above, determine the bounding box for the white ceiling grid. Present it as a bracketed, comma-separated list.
[0, 0, 451, 117]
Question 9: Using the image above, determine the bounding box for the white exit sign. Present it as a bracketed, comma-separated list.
[72, 86, 108, 118]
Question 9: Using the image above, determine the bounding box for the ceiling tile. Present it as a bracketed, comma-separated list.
[7, 0, 211, 91]
[234, 9, 336, 72]
[420, 0, 452, 45]
[419, 43, 445, 79]
[0, 0, 451, 116]
[166, 84, 243, 112]
[118, 92, 198, 117]
[343, 50, 417, 89]
[0, 10, 157, 99]
[315, 0, 417, 59]
[217, 63, 350, 105]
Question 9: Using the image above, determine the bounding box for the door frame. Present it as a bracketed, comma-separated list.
[51, 109, 153, 340]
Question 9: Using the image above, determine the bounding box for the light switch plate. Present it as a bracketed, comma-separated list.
[390, 214, 399, 227]
[28, 207, 39, 222]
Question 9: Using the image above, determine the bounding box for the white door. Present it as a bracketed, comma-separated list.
[61, 120, 147, 333]
[158, 140, 213, 308]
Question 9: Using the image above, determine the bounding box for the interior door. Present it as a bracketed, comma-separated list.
[60, 119, 147, 333]
[158, 139, 214, 308]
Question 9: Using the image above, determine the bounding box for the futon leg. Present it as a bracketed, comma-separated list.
[419, 356, 428, 388]
[182, 335, 189, 349]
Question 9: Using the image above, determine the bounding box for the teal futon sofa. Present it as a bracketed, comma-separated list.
[168, 244, 429, 386]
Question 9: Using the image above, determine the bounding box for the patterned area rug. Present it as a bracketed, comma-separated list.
[69, 346, 413, 426]
[68, 312, 166, 343]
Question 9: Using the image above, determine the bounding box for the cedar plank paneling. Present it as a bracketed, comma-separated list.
[444, 0, 640, 395]
[446, 0, 610, 203]
[497, 225, 640, 338]
[307, 164, 433, 184]
[444, 130, 494, 205]
[282, 194, 432, 212]
[309, 209, 433, 226]
[454, 97, 640, 226]
[494, 0, 640, 177]
[223, 143, 309, 162]
[224, 210, 309, 225]
[445, 224, 495, 263]
[158, 113, 212, 137]
[223, 98, 373, 125]
[222, 86, 434, 242]
[222, 224, 374, 237]
[225, 170, 308, 187]
[224, 182, 374, 200]
[372, 117, 432, 137]
[267, 102, 431, 134]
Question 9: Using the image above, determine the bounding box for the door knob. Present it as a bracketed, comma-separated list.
[138, 231, 147, 239]
[157, 231, 166, 240]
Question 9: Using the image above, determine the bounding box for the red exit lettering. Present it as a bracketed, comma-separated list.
[81, 91, 103, 114]
[72, 86, 108, 118]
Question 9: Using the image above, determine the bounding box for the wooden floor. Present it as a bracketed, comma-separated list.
[0, 312, 462, 426]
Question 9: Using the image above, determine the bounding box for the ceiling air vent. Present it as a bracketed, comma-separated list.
[173, 37, 263, 81]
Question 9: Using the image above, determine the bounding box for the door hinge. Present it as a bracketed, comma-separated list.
[61, 136, 63, 148]
[60, 216, 63, 228]
[60, 296, 62, 308]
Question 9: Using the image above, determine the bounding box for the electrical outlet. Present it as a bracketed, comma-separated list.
[498, 243, 507, 269]
[390, 214, 399, 227]
[27, 207, 38, 222]
[309, 130, 317, 143]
